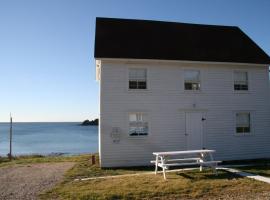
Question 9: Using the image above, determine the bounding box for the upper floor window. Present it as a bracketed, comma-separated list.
[236, 112, 250, 134]
[234, 71, 248, 91]
[184, 70, 201, 90]
[129, 69, 147, 89]
[129, 113, 148, 136]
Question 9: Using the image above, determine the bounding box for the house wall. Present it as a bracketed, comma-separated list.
[99, 59, 270, 167]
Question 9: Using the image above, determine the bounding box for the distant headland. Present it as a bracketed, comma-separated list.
[81, 119, 99, 126]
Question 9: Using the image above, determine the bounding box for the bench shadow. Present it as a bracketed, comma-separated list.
[171, 169, 244, 181]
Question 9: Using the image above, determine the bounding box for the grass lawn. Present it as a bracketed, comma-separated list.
[38, 155, 270, 200]
[2, 154, 270, 199]
[237, 165, 270, 178]
[0, 154, 89, 168]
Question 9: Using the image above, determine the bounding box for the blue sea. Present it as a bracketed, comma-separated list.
[0, 122, 98, 156]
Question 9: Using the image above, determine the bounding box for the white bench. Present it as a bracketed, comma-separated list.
[152, 150, 222, 180]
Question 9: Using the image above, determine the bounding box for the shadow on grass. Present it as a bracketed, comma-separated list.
[103, 166, 154, 172]
[175, 169, 243, 181]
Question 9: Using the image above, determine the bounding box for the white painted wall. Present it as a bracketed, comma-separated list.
[98, 59, 270, 167]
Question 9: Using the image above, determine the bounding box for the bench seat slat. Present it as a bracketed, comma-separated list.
[150, 157, 200, 163]
[160, 161, 222, 167]
[153, 149, 215, 156]
[167, 158, 200, 162]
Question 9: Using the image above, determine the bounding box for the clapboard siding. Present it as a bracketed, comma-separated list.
[99, 59, 270, 167]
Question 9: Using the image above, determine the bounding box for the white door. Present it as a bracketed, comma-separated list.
[185, 112, 203, 150]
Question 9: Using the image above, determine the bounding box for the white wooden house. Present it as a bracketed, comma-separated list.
[94, 18, 270, 167]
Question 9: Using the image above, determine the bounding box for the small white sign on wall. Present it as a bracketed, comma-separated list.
[111, 127, 121, 143]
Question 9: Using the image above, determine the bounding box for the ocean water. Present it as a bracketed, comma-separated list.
[0, 122, 98, 156]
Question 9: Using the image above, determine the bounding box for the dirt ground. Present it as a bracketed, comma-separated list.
[0, 162, 74, 200]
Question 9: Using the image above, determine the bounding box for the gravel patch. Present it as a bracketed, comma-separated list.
[0, 162, 74, 200]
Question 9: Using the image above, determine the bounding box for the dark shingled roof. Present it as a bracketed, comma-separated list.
[94, 17, 270, 65]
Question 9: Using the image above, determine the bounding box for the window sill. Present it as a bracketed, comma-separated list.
[233, 91, 250, 94]
[127, 89, 150, 93]
[233, 133, 253, 137]
[183, 90, 203, 94]
[128, 135, 149, 139]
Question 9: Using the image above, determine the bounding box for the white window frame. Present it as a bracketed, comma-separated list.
[184, 69, 201, 91]
[128, 68, 147, 90]
[235, 111, 252, 135]
[128, 112, 149, 137]
[233, 70, 249, 92]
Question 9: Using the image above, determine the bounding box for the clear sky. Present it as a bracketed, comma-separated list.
[0, 0, 269, 122]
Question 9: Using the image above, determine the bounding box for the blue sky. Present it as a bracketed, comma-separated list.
[0, 0, 269, 122]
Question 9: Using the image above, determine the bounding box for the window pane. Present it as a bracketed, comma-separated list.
[129, 113, 148, 136]
[236, 113, 250, 133]
[138, 81, 146, 89]
[236, 127, 244, 133]
[184, 70, 200, 82]
[136, 69, 146, 79]
[236, 113, 250, 126]
[185, 83, 192, 90]
[129, 69, 138, 79]
[192, 83, 200, 90]
[235, 72, 247, 82]
[129, 69, 146, 80]
[129, 81, 138, 89]
[185, 83, 200, 90]
[184, 70, 200, 91]
[234, 84, 248, 90]
[234, 71, 248, 91]
[136, 113, 143, 121]
[244, 127, 250, 133]
[241, 85, 248, 90]
[129, 114, 137, 122]
[129, 69, 147, 89]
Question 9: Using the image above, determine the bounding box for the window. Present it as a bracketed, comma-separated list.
[234, 71, 248, 91]
[236, 113, 250, 133]
[129, 69, 147, 89]
[129, 113, 148, 136]
[184, 70, 201, 90]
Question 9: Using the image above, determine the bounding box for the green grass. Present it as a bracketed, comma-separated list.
[2, 154, 270, 199]
[0, 154, 90, 168]
[64, 155, 153, 181]
[40, 156, 270, 200]
[223, 158, 270, 166]
[41, 168, 270, 200]
[224, 158, 270, 178]
[237, 165, 270, 177]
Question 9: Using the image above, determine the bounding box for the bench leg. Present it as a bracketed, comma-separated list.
[213, 163, 218, 176]
[200, 164, 202, 172]
[209, 153, 218, 175]
[160, 156, 166, 180]
[155, 156, 158, 175]
[163, 167, 166, 180]
[199, 153, 204, 172]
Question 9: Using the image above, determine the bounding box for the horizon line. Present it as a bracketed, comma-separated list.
[0, 121, 87, 123]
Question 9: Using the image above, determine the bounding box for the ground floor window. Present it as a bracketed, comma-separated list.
[236, 112, 250, 134]
[129, 113, 148, 136]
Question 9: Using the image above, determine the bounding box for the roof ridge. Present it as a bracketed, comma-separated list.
[96, 17, 239, 29]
